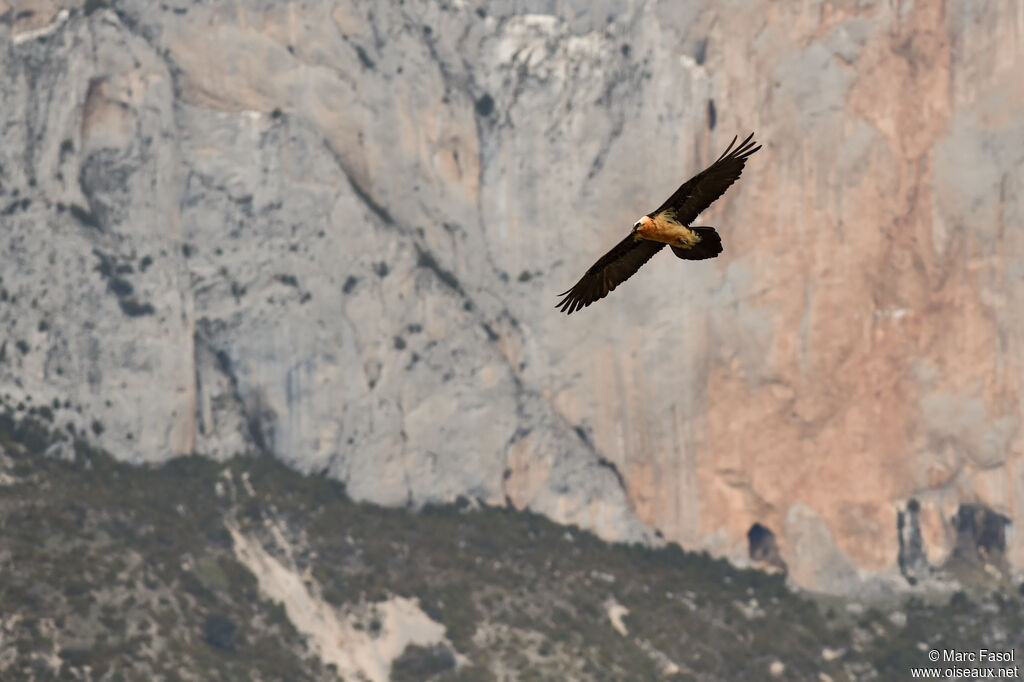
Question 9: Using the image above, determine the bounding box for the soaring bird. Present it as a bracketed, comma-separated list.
[555, 133, 761, 314]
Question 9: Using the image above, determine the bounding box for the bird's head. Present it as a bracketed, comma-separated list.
[632, 216, 651, 240]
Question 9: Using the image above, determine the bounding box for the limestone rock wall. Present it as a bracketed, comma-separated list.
[3, 0, 1023, 593]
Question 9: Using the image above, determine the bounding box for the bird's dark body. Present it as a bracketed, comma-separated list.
[671, 226, 722, 260]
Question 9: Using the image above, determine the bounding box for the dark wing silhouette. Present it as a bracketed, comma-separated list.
[555, 236, 665, 314]
[650, 132, 761, 225]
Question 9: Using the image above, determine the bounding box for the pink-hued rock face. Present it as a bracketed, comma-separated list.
[4, 0, 1023, 593]
[663, 1, 1024, 587]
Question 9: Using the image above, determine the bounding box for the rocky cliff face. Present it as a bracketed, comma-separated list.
[3, 0, 1023, 594]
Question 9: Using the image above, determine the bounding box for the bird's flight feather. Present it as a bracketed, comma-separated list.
[651, 132, 761, 225]
[555, 237, 664, 314]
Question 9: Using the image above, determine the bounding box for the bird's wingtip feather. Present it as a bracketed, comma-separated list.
[716, 134, 739, 162]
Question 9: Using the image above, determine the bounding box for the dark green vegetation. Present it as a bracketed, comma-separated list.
[2, 405, 1023, 680]
[0, 408, 327, 680]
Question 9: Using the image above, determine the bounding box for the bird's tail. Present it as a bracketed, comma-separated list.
[670, 226, 723, 260]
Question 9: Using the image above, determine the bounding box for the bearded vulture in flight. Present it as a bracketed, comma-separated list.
[556, 133, 761, 314]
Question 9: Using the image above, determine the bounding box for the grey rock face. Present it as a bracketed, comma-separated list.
[4, 0, 1024, 593]
[3, 9, 195, 462]
[2, 0, 658, 547]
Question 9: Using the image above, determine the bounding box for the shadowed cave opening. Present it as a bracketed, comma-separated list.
[747, 522, 787, 572]
[900, 500, 1013, 584]
[953, 503, 1010, 561]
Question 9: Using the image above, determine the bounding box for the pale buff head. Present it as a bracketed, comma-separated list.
[632, 215, 654, 237]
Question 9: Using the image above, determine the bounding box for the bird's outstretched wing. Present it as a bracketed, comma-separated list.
[650, 133, 761, 225]
[555, 236, 665, 314]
